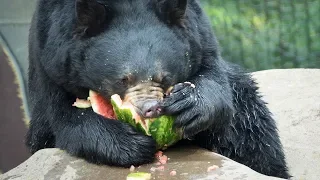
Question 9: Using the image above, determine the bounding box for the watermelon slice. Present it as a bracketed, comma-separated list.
[73, 91, 115, 119]
[73, 90, 183, 150]
[110, 94, 183, 149]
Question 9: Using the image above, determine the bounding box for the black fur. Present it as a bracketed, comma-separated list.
[26, 0, 290, 178]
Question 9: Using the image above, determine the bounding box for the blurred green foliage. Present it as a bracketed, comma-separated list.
[200, 0, 320, 71]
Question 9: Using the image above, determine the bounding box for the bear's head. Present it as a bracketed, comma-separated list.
[66, 0, 208, 118]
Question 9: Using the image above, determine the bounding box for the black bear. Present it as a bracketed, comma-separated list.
[26, 0, 290, 178]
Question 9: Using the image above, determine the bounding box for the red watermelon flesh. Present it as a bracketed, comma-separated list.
[73, 91, 116, 119]
[72, 91, 150, 130]
[72, 91, 141, 121]
[88, 90, 116, 119]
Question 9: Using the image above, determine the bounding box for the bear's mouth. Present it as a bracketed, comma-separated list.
[72, 86, 174, 128]
[72, 90, 158, 128]
[72, 90, 117, 119]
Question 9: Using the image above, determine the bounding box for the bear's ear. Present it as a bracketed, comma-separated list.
[75, 0, 108, 37]
[155, 0, 187, 27]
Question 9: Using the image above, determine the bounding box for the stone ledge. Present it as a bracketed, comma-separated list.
[0, 146, 283, 180]
[1, 68, 319, 180]
[252, 68, 320, 180]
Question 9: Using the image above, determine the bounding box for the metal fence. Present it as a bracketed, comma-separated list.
[202, 0, 320, 71]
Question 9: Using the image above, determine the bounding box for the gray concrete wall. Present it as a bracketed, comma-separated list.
[0, 0, 38, 119]
[0, 0, 38, 173]
[0, 0, 37, 24]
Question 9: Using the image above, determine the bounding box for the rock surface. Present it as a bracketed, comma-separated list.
[0, 146, 283, 180]
[1, 68, 319, 180]
[252, 69, 320, 180]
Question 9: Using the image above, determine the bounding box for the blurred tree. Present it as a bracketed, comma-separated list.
[200, 0, 320, 71]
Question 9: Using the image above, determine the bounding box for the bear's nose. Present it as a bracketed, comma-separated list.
[141, 100, 161, 118]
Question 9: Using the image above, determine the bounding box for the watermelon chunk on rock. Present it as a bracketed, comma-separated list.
[73, 90, 183, 150]
[126, 172, 151, 180]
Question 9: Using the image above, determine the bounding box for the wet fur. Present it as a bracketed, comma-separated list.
[26, 0, 290, 178]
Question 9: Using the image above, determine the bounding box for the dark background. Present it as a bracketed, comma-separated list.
[0, 0, 319, 174]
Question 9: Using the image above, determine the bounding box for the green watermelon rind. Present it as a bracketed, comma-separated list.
[110, 97, 182, 150]
[149, 115, 183, 149]
[127, 172, 151, 180]
[111, 99, 136, 128]
[136, 122, 148, 135]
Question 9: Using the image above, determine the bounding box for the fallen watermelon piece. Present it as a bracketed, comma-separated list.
[126, 172, 151, 180]
[73, 90, 183, 150]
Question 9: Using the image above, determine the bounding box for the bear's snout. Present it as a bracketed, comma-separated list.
[123, 82, 164, 118]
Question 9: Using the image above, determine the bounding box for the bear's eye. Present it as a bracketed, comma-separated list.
[152, 72, 172, 86]
[115, 77, 128, 87]
[154, 0, 187, 27]
[161, 75, 173, 87]
[121, 77, 129, 86]
[116, 75, 134, 87]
